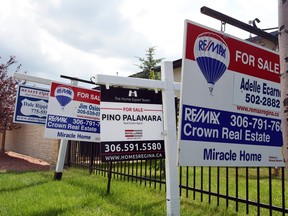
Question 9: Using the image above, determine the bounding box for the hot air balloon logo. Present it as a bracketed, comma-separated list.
[193, 32, 230, 95]
[54, 85, 74, 110]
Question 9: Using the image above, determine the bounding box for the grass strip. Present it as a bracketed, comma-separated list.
[0, 168, 245, 215]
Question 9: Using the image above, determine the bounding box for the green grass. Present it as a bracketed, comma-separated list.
[0, 168, 241, 216]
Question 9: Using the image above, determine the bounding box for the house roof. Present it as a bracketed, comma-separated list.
[130, 30, 278, 77]
[246, 30, 278, 43]
[129, 58, 182, 78]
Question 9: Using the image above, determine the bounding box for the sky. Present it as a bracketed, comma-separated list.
[0, 0, 278, 87]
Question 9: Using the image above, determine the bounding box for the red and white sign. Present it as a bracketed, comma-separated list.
[178, 20, 283, 167]
[44, 82, 100, 142]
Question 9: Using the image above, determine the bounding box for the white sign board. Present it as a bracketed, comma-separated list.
[100, 86, 165, 161]
[13, 85, 49, 125]
[44, 82, 100, 142]
[178, 20, 283, 167]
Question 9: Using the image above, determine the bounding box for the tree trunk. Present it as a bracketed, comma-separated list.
[279, 0, 288, 179]
[0, 131, 6, 152]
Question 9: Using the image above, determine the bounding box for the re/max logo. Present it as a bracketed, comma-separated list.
[197, 39, 227, 58]
[184, 107, 220, 125]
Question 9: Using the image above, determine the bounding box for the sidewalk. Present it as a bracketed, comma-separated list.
[0, 151, 50, 172]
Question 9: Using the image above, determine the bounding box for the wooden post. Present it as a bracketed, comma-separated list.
[278, 0, 288, 179]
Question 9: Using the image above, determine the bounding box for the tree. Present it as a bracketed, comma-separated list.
[278, 0, 288, 178]
[134, 46, 164, 79]
[134, 47, 165, 175]
[0, 56, 23, 151]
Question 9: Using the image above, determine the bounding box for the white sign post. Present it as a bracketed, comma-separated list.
[161, 62, 180, 215]
[54, 139, 68, 180]
[95, 61, 181, 216]
[44, 81, 101, 180]
[12, 73, 75, 180]
[178, 20, 283, 167]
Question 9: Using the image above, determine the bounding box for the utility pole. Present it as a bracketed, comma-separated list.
[278, 0, 288, 179]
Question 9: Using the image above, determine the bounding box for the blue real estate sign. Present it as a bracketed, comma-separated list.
[13, 85, 49, 125]
[178, 20, 283, 167]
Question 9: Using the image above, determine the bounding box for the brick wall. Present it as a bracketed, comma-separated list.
[5, 124, 59, 164]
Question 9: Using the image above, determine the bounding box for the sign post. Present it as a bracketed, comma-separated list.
[54, 139, 68, 180]
[161, 62, 181, 215]
[95, 61, 181, 216]
[44, 81, 100, 180]
[12, 73, 101, 180]
[12, 73, 72, 180]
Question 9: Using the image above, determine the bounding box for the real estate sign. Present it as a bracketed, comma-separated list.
[100, 86, 165, 162]
[13, 85, 49, 125]
[178, 20, 284, 167]
[44, 82, 100, 142]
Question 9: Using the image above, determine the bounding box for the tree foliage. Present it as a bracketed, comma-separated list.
[0, 56, 22, 133]
[134, 46, 164, 79]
